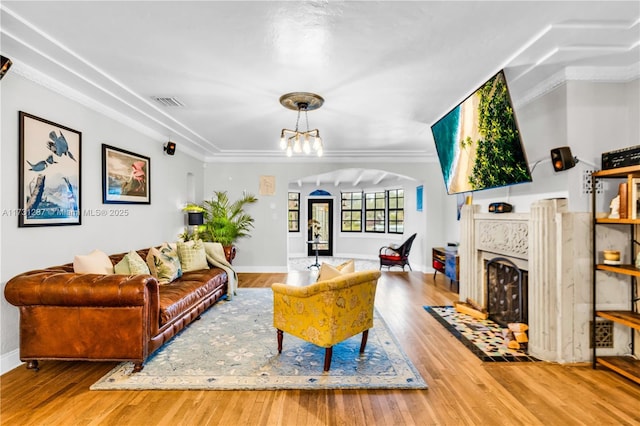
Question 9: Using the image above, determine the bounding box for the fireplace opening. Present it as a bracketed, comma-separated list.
[485, 257, 528, 327]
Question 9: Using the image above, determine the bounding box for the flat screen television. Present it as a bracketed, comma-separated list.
[431, 70, 532, 195]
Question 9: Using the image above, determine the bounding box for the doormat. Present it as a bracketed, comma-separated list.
[91, 288, 427, 390]
[424, 306, 539, 362]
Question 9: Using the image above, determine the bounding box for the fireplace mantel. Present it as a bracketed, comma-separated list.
[459, 199, 592, 363]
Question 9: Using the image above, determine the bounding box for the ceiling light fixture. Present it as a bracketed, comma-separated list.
[279, 92, 324, 157]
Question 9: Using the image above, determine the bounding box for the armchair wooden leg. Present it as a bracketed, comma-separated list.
[277, 329, 283, 353]
[360, 329, 369, 353]
[323, 347, 333, 371]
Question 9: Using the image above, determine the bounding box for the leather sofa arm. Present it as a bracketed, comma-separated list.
[4, 270, 158, 307]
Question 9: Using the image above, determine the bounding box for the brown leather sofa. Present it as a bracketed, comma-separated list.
[4, 248, 228, 372]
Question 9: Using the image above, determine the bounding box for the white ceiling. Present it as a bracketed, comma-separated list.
[1, 1, 638, 186]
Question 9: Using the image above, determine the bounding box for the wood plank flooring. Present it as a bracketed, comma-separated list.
[2, 271, 639, 425]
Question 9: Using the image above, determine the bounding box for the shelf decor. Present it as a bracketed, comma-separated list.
[102, 144, 150, 204]
[18, 112, 81, 227]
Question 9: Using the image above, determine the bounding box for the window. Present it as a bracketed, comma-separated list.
[387, 189, 404, 234]
[341, 192, 362, 232]
[365, 191, 386, 232]
[288, 192, 300, 232]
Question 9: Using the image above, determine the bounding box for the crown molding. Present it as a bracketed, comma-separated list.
[514, 63, 639, 109]
[204, 152, 437, 163]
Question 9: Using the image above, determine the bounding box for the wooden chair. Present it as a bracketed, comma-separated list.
[378, 233, 417, 271]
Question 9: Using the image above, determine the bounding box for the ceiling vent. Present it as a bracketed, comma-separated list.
[151, 96, 185, 107]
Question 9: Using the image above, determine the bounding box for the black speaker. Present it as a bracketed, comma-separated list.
[488, 202, 513, 213]
[550, 146, 575, 171]
[0, 56, 12, 80]
[164, 141, 176, 155]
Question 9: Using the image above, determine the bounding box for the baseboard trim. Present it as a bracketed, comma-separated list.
[1, 349, 22, 376]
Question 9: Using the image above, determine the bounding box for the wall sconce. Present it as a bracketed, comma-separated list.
[164, 141, 176, 155]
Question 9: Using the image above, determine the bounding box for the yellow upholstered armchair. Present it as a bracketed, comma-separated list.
[271, 270, 381, 371]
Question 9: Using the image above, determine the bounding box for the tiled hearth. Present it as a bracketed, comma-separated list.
[459, 199, 592, 363]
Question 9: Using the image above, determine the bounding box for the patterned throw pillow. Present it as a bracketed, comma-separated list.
[146, 243, 182, 284]
[114, 251, 151, 275]
[73, 249, 114, 274]
[176, 240, 209, 272]
[127, 250, 151, 274]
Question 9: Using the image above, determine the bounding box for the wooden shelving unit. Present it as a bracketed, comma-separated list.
[592, 166, 640, 385]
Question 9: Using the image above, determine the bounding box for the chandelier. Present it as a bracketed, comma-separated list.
[279, 92, 324, 157]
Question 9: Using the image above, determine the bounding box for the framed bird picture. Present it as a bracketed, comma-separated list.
[101, 144, 151, 205]
[18, 111, 81, 227]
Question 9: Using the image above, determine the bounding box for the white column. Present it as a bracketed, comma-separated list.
[528, 198, 567, 361]
[459, 204, 481, 303]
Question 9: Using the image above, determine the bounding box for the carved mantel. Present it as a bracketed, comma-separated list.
[459, 199, 592, 363]
[476, 215, 529, 259]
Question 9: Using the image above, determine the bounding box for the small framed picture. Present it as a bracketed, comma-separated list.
[416, 185, 423, 212]
[19, 112, 81, 227]
[102, 144, 151, 204]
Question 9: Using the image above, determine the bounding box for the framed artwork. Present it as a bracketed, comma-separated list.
[102, 144, 151, 204]
[259, 175, 275, 196]
[416, 185, 423, 212]
[19, 111, 81, 227]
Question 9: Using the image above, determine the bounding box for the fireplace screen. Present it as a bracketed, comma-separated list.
[485, 257, 528, 327]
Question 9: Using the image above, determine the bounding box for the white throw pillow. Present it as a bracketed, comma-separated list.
[73, 249, 114, 274]
[317, 259, 355, 281]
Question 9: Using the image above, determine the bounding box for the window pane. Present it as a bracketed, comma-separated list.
[287, 192, 300, 232]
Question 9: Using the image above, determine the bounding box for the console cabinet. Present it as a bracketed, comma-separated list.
[432, 246, 459, 291]
[432, 247, 446, 278]
[591, 165, 640, 384]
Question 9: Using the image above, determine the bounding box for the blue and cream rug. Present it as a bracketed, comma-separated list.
[91, 288, 427, 390]
[424, 306, 539, 362]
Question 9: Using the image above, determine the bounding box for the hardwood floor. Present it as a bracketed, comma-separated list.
[2, 271, 639, 425]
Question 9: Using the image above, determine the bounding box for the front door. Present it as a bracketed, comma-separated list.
[307, 199, 333, 256]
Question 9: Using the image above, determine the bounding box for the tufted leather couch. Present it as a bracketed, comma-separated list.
[4, 248, 227, 372]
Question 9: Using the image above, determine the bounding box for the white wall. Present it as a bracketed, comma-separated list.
[0, 74, 205, 372]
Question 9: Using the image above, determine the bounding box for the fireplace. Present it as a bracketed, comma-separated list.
[485, 257, 528, 327]
[458, 198, 592, 363]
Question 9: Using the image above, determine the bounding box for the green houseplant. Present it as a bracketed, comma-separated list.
[182, 191, 258, 262]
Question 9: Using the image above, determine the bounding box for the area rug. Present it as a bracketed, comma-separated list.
[424, 306, 539, 362]
[91, 288, 427, 390]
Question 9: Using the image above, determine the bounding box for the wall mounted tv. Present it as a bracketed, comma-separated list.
[431, 70, 532, 195]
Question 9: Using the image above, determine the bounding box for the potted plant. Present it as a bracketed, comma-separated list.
[182, 191, 257, 263]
